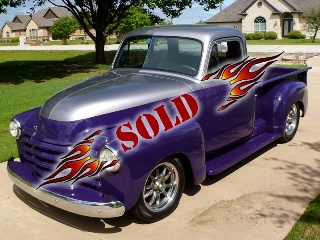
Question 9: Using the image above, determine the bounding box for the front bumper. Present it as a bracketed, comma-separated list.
[7, 160, 125, 218]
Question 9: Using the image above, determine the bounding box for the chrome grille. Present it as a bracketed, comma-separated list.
[21, 128, 102, 194]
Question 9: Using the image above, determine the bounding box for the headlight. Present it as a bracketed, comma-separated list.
[9, 119, 21, 139]
[99, 146, 120, 172]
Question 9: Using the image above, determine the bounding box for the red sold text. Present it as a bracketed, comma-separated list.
[116, 94, 199, 152]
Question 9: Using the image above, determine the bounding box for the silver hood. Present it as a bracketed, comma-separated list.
[40, 70, 193, 121]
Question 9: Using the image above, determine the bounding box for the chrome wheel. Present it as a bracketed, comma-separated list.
[285, 104, 298, 136]
[143, 162, 179, 212]
[279, 103, 300, 143]
[130, 157, 185, 222]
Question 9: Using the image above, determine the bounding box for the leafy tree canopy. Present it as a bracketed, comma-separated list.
[116, 7, 154, 41]
[4, 0, 224, 63]
[304, 5, 320, 43]
[51, 16, 78, 45]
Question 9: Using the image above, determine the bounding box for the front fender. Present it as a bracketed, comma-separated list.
[101, 119, 206, 211]
[262, 80, 307, 134]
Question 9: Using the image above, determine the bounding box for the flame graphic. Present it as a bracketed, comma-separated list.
[37, 130, 119, 189]
[203, 52, 283, 111]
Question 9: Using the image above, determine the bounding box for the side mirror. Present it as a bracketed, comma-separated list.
[217, 42, 228, 53]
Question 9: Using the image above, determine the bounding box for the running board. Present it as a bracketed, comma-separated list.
[206, 132, 280, 175]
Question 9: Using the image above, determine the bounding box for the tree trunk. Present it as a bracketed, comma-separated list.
[312, 27, 318, 43]
[95, 29, 107, 64]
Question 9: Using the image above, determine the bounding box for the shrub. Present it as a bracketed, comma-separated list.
[253, 32, 265, 40]
[288, 30, 304, 39]
[10, 37, 19, 43]
[301, 34, 306, 39]
[264, 31, 277, 40]
[244, 33, 255, 40]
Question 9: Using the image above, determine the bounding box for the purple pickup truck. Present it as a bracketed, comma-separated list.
[7, 26, 310, 222]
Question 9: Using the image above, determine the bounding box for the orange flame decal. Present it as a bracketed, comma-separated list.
[37, 130, 119, 189]
[203, 52, 283, 111]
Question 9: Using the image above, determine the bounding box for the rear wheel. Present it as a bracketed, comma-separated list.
[130, 157, 185, 222]
[279, 103, 300, 143]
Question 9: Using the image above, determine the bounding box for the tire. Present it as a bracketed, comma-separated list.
[130, 157, 185, 222]
[278, 103, 300, 143]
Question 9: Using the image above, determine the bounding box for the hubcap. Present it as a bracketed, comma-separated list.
[143, 162, 179, 212]
[285, 104, 298, 136]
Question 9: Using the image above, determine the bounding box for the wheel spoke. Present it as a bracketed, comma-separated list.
[156, 167, 160, 178]
[161, 189, 168, 197]
[165, 171, 172, 180]
[144, 190, 153, 198]
[155, 192, 161, 205]
[161, 167, 167, 177]
[148, 192, 157, 206]
[164, 183, 173, 189]
[149, 174, 155, 181]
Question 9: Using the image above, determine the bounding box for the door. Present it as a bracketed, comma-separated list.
[202, 40, 255, 155]
[283, 13, 294, 37]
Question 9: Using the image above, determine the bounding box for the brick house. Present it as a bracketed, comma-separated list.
[1, 7, 91, 42]
[205, 0, 320, 39]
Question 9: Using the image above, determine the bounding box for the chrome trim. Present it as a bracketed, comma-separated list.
[10, 118, 21, 139]
[100, 146, 121, 172]
[99, 145, 121, 172]
[7, 163, 125, 218]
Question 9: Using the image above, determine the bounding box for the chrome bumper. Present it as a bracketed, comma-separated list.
[7, 163, 125, 218]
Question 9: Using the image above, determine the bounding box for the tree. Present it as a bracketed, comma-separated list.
[7, 0, 224, 64]
[304, 5, 320, 43]
[159, 20, 174, 26]
[116, 7, 153, 42]
[51, 16, 78, 45]
[0, 0, 9, 14]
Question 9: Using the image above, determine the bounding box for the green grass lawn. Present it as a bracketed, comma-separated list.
[0, 50, 116, 162]
[285, 194, 320, 239]
[247, 38, 320, 45]
[0, 38, 118, 46]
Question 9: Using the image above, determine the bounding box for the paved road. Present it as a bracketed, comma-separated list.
[0, 44, 320, 53]
[0, 56, 320, 240]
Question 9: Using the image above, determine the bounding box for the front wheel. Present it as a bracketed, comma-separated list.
[279, 103, 300, 143]
[130, 157, 185, 222]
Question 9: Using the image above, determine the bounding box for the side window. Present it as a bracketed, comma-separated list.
[218, 40, 242, 66]
[207, 44, 219, 74]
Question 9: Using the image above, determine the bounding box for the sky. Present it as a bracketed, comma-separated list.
[0, 0, 235, 29]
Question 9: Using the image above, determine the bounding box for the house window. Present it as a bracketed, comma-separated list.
[6, 32, 10, 38]
[254, 17, 266, 33]
[29, 29, 38, 40]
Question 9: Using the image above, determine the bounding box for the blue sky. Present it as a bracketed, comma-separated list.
[0, 0, 234, 29]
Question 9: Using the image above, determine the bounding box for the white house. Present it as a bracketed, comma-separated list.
[206, 0, 320, 39]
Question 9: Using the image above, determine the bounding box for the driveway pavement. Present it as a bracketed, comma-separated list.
[0, 44, 320, 54]
[0, 55, 320, 240]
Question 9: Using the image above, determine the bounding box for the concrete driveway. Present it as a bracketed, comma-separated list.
[0, 56, 319, 240]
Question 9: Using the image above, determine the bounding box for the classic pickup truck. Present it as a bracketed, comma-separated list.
[7, 26, 310, 222]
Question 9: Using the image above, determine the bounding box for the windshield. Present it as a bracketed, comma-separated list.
[114, 36, 202, 76]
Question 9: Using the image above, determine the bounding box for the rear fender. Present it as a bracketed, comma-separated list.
[261, 80, 307, 134]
